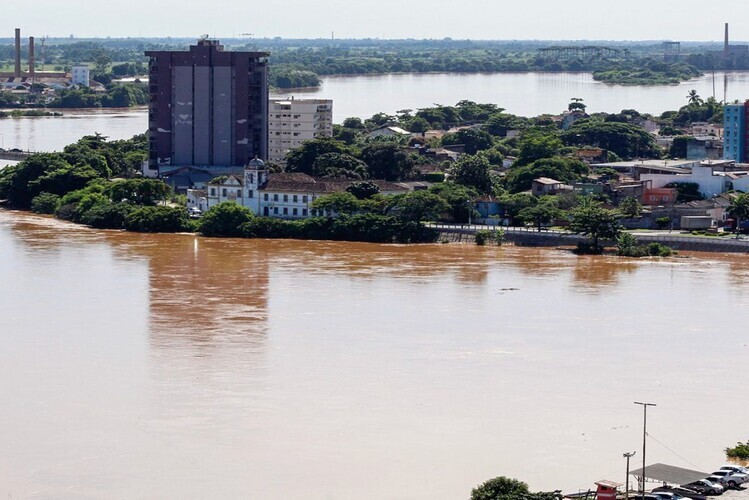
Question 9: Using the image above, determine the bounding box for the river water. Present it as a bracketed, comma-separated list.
[2, 71, 749, 151]
[1, 210, 747, 499]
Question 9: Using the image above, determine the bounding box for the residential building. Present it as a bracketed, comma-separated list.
[71, 65, 89, 87]
[687, 136, 723, 160]
[367, 125, 411, 139]
[145, 38, 269, 182]
[532, 177, 572, 196]
[640, 163, 749, 198]
[643, 187, 678, 206]
[267, 98, 332, 165]
[724, 102, 749, 162]
[197, 158, 409, 218]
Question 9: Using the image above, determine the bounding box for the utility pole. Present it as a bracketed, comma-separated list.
[623, 451, 636, 500]
[634, 402, 657, 496]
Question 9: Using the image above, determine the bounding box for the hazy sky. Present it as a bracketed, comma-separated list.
[3, 0, 749, 41]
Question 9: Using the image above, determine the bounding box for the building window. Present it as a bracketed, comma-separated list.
[302, 195, 308, 203]
[264, 193, 269, 201]
[248, 190, 254, 198]
[274, 194, 279, 202]
[293, 194, 298, 202]
[283, 207, 288, 215]
[222, 188, 227, 197]
[274, 207, 278, 214]
[283, 194, 288, 202]
[237, 189, 241, 197]
[293, 208, 298, 216]
[210, 188, 216, 196]
[302, 208, 308, 216]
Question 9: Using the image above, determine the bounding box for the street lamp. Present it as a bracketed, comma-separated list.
[634, 402, 657, 496]
[623, 451, 636, 500]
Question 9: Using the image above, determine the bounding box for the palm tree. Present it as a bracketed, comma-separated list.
[727, 192, 749, 239]
[686, 89, 702, 105]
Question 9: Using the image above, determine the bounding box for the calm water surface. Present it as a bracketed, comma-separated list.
[1, 210, 748, 499]
[4, 71, 749, 150]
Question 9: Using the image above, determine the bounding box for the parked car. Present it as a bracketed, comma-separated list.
[650, 491, 687, 500]
[706, 476, 729, 489]
[653, 486, 706, 500]
[683, 480, 724, 495]
[710, 470, 748, 488]
[719, 465, 749, 476]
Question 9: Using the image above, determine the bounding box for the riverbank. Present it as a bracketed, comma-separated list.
[434, 224, 749, 254]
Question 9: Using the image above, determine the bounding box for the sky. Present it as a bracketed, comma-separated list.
[3, 0, 749, 41]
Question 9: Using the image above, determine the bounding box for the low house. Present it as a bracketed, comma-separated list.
[532, 177, 572, 196]
[474, 196, 504, 225]
[643, 187, 678, 206]
[687, 136, 723, 160]
[186, 189, 208, 212]
[367, 125, 411, 139]
[574, 148, 608, 164]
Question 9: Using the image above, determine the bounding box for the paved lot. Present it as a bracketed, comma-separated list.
[722, 487, 749, 500]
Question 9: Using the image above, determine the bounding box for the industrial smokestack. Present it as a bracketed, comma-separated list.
[725, 23, 730, 53]
[14, 28, 21, 77]
[29, 36, 35, 81]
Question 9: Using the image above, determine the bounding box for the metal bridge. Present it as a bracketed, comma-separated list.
[537, 45, 622, 60]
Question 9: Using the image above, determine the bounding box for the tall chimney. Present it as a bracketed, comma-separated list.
[29, 36, 35, 81]
[14, 28, 21, 77]
[725, 23, 730, 53]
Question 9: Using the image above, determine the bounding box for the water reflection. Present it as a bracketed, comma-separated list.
[571, 255, 637, 291]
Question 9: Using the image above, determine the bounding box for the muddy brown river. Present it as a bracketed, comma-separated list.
[1, 210, 747, 499]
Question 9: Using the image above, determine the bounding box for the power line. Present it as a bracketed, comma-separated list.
[647, 432, 705, 471]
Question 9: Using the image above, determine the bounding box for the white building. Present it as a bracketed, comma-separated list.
[193, 158, 409, 218]
[71, 65, 90, 87]
[268, 98, 333, 165]
[641, 163, 749, 198]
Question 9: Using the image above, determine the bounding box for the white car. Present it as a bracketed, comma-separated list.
[719, 465, 749, 475]
[711, 470, 748, 488]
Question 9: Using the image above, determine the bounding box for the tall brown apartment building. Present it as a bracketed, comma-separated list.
[145, 39, 269, 182]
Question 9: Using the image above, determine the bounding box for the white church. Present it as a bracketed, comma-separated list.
[187, 158, 409, 218]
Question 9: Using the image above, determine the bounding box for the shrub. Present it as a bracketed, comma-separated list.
[30, 192, 61, 214]
[79, 202, 136, 229]
[124, 205, 190, 233]
[475, 229, 491, 245]
[617, 233, 673, 257]
[575, 242, 603, 255]
[726, 440, 749, 460]
[199, 202, 254, 237]
[655, 216, 671, 230]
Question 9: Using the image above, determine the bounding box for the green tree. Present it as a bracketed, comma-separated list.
[562, 120, 661, 159]
[346, 180, 381, 199]
[517, 198, 561, 231]
[312, 152, 368, 179]
[285, 137, 346, 175]
[124, 205, 189, 233]
[108, 178, 172, 206]
[568, 201, 623, 251]
[451, 154, 493, 193]
[441, 128, 494, 154]
[515, 132, 564, 166]
[727, 192, 749, 238]
[484, 113, 524, 137]
[79, 201, 135, 229]
[360, 143, 415, 181]
[429, 182, 478, 223]
[199, 202, 254, 237]
[387, 190, 448, 221]
[504, 157, 589, 193]
[686, 89, 701, 105]
[30, 192, 62, 214]
[342, 117, 365, 129]
[311, 192, 363, 215]
[619, 196, 643, 218]
[470, 476, 530, 500]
